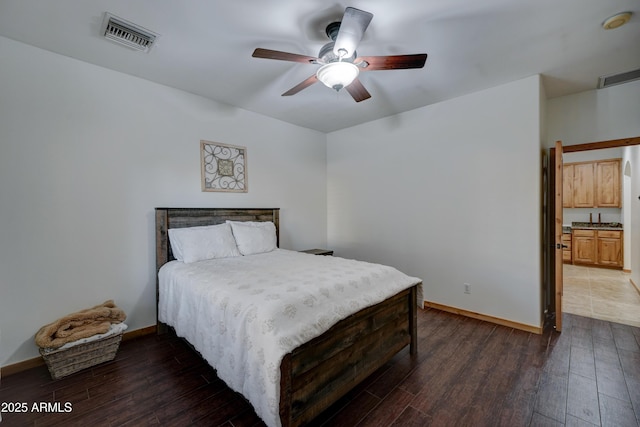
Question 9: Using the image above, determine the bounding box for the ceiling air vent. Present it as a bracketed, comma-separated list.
[101, 13, 158, 52]
[598, 68, 640, 89]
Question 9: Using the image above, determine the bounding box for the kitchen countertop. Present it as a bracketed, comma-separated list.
[570, 221, 623, 231]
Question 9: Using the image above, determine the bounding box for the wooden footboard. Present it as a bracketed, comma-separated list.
[279, 285, 418, 426]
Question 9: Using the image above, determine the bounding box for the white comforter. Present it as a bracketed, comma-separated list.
[158, 249, 421, 427]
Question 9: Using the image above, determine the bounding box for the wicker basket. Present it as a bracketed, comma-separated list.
[39, 332, 123, 380]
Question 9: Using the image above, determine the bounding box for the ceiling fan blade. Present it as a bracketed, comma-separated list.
[252, 48, 318, 64]
[333, 7, 373, 58]
[345, 78, 371, 102]
[282, 75, 319, 96]
[357, 54, 428, 71]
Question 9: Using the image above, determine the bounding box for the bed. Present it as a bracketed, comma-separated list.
[155, 207, 421, 427]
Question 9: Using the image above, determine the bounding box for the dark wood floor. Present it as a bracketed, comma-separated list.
[2, 309, 639, 427]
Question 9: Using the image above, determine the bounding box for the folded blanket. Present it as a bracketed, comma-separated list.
[35, 300, 126, 349]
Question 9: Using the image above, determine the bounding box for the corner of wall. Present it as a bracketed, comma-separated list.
[539, 75, 548, 149]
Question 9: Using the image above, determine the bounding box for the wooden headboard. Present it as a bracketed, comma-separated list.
[155, 207, 280, 271]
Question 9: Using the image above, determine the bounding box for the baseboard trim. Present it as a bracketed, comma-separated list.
[121, 325, 156, 342]
[1, 357, 44, 378]
[424, 301, 543, 334]
[1, 325, 157, 377]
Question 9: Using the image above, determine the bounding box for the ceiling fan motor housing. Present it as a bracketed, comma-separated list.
[318, 42, 356, 64]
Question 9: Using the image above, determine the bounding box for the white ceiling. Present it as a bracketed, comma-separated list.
[0, 0, 638, 133]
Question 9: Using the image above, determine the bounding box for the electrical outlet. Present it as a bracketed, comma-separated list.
[464, 283, 471, 294]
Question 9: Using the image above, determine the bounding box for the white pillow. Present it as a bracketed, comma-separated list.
[227, 221, 277, 255]
[168, 223, 241, 263]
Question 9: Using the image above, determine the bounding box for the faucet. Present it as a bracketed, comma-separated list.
[598, 212, 601, 225]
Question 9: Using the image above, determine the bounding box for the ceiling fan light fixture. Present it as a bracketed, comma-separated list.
[316, 61, 359, 91]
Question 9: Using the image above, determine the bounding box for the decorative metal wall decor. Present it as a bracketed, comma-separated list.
[200, 140, 247, 192]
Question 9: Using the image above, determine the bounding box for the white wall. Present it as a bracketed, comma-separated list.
[327, 75, 543, 329]
[625, 146, 640, 286]
[547, 80, 640, 276]
[622, 147, 639, 278]
[546, 80, 640, 148]
[0, 36, 327, 366]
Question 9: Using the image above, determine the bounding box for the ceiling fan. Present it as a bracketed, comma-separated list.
[252, 7, 428, 102]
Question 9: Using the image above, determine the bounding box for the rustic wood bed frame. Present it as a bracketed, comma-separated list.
[155, 207, 419, 426]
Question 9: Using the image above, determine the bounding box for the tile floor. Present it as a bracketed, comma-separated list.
[563, 264, 640, 328]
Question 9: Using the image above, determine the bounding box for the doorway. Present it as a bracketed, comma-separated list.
[547, 136, 640, 329]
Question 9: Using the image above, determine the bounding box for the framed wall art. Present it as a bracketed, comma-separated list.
[200, 140, 247, 192]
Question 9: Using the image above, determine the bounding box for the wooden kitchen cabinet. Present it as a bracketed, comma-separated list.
[596, 230, 623, 267]
[563, 165, 574, 208]
[571, 229, 623, 268]
[595, 160, 621, 207]
[573, 229, 596, 264]
[563, 159, 621, 208]
[572, 163, 595, 208]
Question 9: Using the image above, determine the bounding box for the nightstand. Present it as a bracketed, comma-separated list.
[300, 249, 334, 256]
